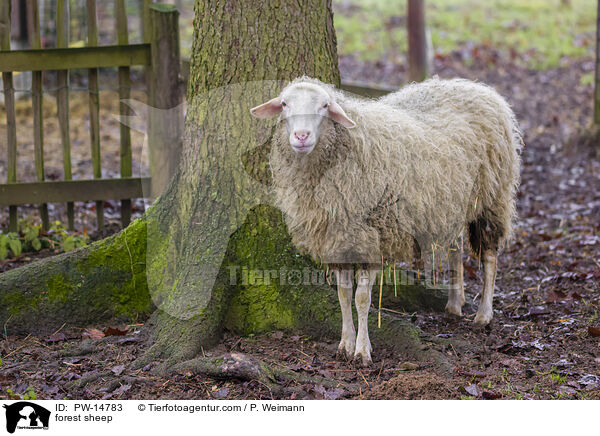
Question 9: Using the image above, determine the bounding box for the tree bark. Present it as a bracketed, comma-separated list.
[0, 0, 450, 374]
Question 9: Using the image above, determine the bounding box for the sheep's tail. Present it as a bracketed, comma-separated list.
[468, 96, 522, 257]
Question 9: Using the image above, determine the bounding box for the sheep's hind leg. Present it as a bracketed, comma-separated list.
[335, 269, 355, 360]
[445, 236, 465, 317]
[474, 249, 497, 326]
[354, 268, 377, 367]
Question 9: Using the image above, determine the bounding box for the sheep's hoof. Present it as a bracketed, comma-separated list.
[473, 310, 493, 326]
[336, 337, 355, 362]
[353, 352, 372, 368]
[353, 344, 373, 367]
[335, 347, 354, 362]
[445, 301, 463, 317]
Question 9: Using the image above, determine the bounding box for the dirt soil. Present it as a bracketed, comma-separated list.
[1, 48, 600, 400]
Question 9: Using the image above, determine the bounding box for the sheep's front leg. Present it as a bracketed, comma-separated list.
[354, 269, 377, 366]
[474, 248, 497, 326]
[445, 236, 465, 316]
[334, 269, 355, 360]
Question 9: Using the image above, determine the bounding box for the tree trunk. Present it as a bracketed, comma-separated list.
[407, 0, 429, 82]
[594, 0, 600, 126]
[0, 0, 450, 374]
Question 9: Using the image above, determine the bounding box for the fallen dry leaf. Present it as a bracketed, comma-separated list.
[46, 332, 66, 343]
[111, 364, 125, 376]
[104, 327, 128, 336]
[82, 328, 105, 340]
[588, 326, 600, 337]
[481, 389, 502, 400]
[399, 362, 419, 371]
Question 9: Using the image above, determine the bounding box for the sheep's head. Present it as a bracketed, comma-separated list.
[250, 80, 355, 154]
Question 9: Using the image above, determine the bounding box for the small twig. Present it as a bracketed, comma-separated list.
[4, 314, 13, 340]
[51, 322, 66, 337]
[376, 360, 384, 383]
[229, 337, 243, 352]
[3, 344, 26, 359]
[296, 349, 311, 358]
[378, 258, 384, 328]
[393, 264, 397, 297]
[123, 227, 135, 291]
[380, 307, 403, 314]
[357, 371, 370, 388]
[450, 343, 458, 357]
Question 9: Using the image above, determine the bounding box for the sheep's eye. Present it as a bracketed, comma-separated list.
[323, 103, 329, 109]
[281, 101, 287, 107]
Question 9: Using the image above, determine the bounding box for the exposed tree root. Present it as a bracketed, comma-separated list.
[70, 370, 112, 389]
[170, 352, 359, 397]
[130, 308, 226, 375]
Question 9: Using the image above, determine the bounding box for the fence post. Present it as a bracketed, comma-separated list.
[1, 0, 18, 232]
[10, 0, 27, 41]
[86, 0, 104, 229]
[116, 0, 133, 226]
[148, 3, 182, 197]
[27, 0, 50, 230]
[56, 0, 74, 230]
[407, 0, 428, 82]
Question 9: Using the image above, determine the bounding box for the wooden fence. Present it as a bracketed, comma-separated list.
[0, 0, 182, 232]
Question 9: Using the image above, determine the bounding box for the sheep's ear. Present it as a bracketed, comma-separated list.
[328, 101, 356, 128]
[250, 97, 282, 118]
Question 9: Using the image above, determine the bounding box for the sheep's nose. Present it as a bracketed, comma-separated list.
[294, 130, 310, 143]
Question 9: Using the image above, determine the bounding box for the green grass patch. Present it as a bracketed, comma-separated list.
[333, 0, 596, 69]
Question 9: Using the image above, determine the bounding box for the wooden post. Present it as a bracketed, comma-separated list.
[27, 0, 50, 230]
[140, 0, 152, 89]
[56, 0, 74, 230]
[1, 0, 18, 232]
[86, 0, 104, 229]
[9, 0, 17, 39]
[407, 0, 428, 82]
[140, 0, 152, 43]
[17, 0, 27, 42]
[148, 3, 182, 197]
[594, 0, 600, 127]
[116, 0, 132, 226]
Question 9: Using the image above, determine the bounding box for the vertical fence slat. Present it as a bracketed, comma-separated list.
[149, 4, 182, 198]
[1, 1, 18, 232]
[116, 0, 132, 226]
[56, 0, 74, 230]
[27, 0, 49, 230]
[86, 0, 103, 229]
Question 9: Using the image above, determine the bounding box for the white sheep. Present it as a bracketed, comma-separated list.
[250, 76, 521, 366]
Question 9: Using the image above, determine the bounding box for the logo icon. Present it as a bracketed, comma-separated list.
[2, 402, 50, 434]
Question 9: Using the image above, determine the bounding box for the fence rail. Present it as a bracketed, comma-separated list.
[0, 178, 152, 205]
[0, 0, 181, 232]
[0, 44, 152, 72]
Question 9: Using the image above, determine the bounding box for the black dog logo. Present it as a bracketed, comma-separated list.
[3, 402, 50, 433]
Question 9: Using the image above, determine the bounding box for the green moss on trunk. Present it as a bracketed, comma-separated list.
[0, 218, 153, 335]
